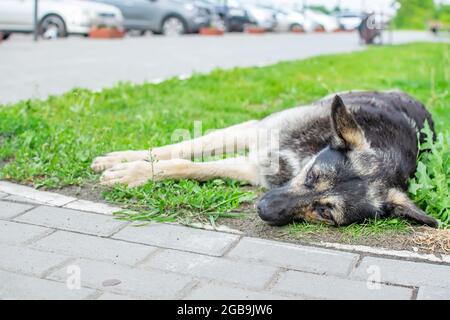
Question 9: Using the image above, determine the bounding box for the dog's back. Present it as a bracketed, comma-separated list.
[259, 91, 435, 189]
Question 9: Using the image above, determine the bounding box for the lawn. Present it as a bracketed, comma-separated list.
[0, 42, 448, 236]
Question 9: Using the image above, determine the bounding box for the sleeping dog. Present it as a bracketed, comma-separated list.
[92, 90, 438, 228]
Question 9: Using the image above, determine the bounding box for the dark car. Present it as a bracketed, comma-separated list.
[93, 0, 212, 35]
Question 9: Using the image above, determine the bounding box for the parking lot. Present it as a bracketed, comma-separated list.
[0, 30, 440, 104]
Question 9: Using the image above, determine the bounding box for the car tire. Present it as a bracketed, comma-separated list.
[289, 24, 304, 32]
[161, 16, 187, 36]
[39, 14, 67, 39]
[314, 25, 325, 32]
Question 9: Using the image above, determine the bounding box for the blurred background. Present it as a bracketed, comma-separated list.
[1, 0, 449, 39]
[0, 0, 449, 103]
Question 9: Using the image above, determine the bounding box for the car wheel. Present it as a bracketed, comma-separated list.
[290, 24, 304, 32]
[314, 25, 325, 32]
[39, 15, 67, 39]
[162, 16, 186, 36]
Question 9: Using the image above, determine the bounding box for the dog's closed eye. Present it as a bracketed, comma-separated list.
[315, 203, 336, 223]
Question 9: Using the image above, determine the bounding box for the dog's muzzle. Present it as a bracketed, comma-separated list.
[257, 186, 296, 226]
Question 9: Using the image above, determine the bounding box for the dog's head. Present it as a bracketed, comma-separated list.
[257, 95, 438, 228]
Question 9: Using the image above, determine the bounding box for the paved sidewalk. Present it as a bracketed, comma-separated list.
[0, 181, 449, 300]
[0, 31, 444, 104]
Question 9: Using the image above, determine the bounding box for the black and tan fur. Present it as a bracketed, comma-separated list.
[92, 90, 438, 228]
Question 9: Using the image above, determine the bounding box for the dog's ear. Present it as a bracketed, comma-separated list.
[330, 95, 369, 151]
[385, 189, 438, 228]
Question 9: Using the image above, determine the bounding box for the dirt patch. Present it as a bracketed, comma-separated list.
[53, 183, 109, 204]
[220, 212, 450, 255]
[45, 184, 450, 257]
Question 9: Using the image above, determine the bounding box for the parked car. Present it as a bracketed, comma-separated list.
[335, 12, 364, 30]
[258, 6, 312, 33]
[93, 0, 212, 35]
[272, 9, 302, 32]
[0, 0, 123, 39]
[245, 4, 277, 31]
[302, 9, 339, 32]
[200, 0, 252, 32]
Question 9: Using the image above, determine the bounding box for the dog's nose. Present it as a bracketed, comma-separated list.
[257, 186, 297, 226]
[257, 198, 272, 222]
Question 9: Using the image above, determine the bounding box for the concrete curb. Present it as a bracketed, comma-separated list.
[315, 241, 450, 264]
[0, 181, 76, 206]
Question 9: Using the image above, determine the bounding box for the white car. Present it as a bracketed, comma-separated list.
[303, 9, 339, 32]
[273, 9, 314, 33]
[0, 0, 123, 39]
[336, 12, 363, 31]
[245, 5, 276, 30]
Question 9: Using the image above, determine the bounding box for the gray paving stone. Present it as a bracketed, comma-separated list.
[142, 249, 278, 290]
[2, 195, 46, 205]
[48, 258, 195, 299]
[15, 206, 128, 237]
[31, 230, 158, 266]
[228, 237, 359, 277]
[112, 223, 239, 256]
[0, 201, 34, 219]
[0, 220, 52, 245]
[351, 257, 450, 288]
[185, 281, 304, 300]
[273, 270, 413, 300]
[417, 286, 450, 300]
[0, 269, 96, 300]
[0, 243, 70, 277]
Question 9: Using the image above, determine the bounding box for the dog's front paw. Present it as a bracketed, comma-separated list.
[100, 160, 153, 188]
[91, 150, 149, 173]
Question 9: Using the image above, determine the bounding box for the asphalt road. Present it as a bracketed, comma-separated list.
[0, 31, 443, 104]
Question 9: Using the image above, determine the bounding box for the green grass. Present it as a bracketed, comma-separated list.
[393, 0, 436, 30]
[105, 179, 255, 225]
[0, 42, 449, 232]
[409, 123, 449, 227]
[289, 218, 411, 241]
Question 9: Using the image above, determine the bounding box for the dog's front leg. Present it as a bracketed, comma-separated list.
[100, 157, 260, 188]
[99, 159, 191, 187]
[91, 150, 150, 173]
[99, 160, 151, 187]
[91, 120, 259, 173]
